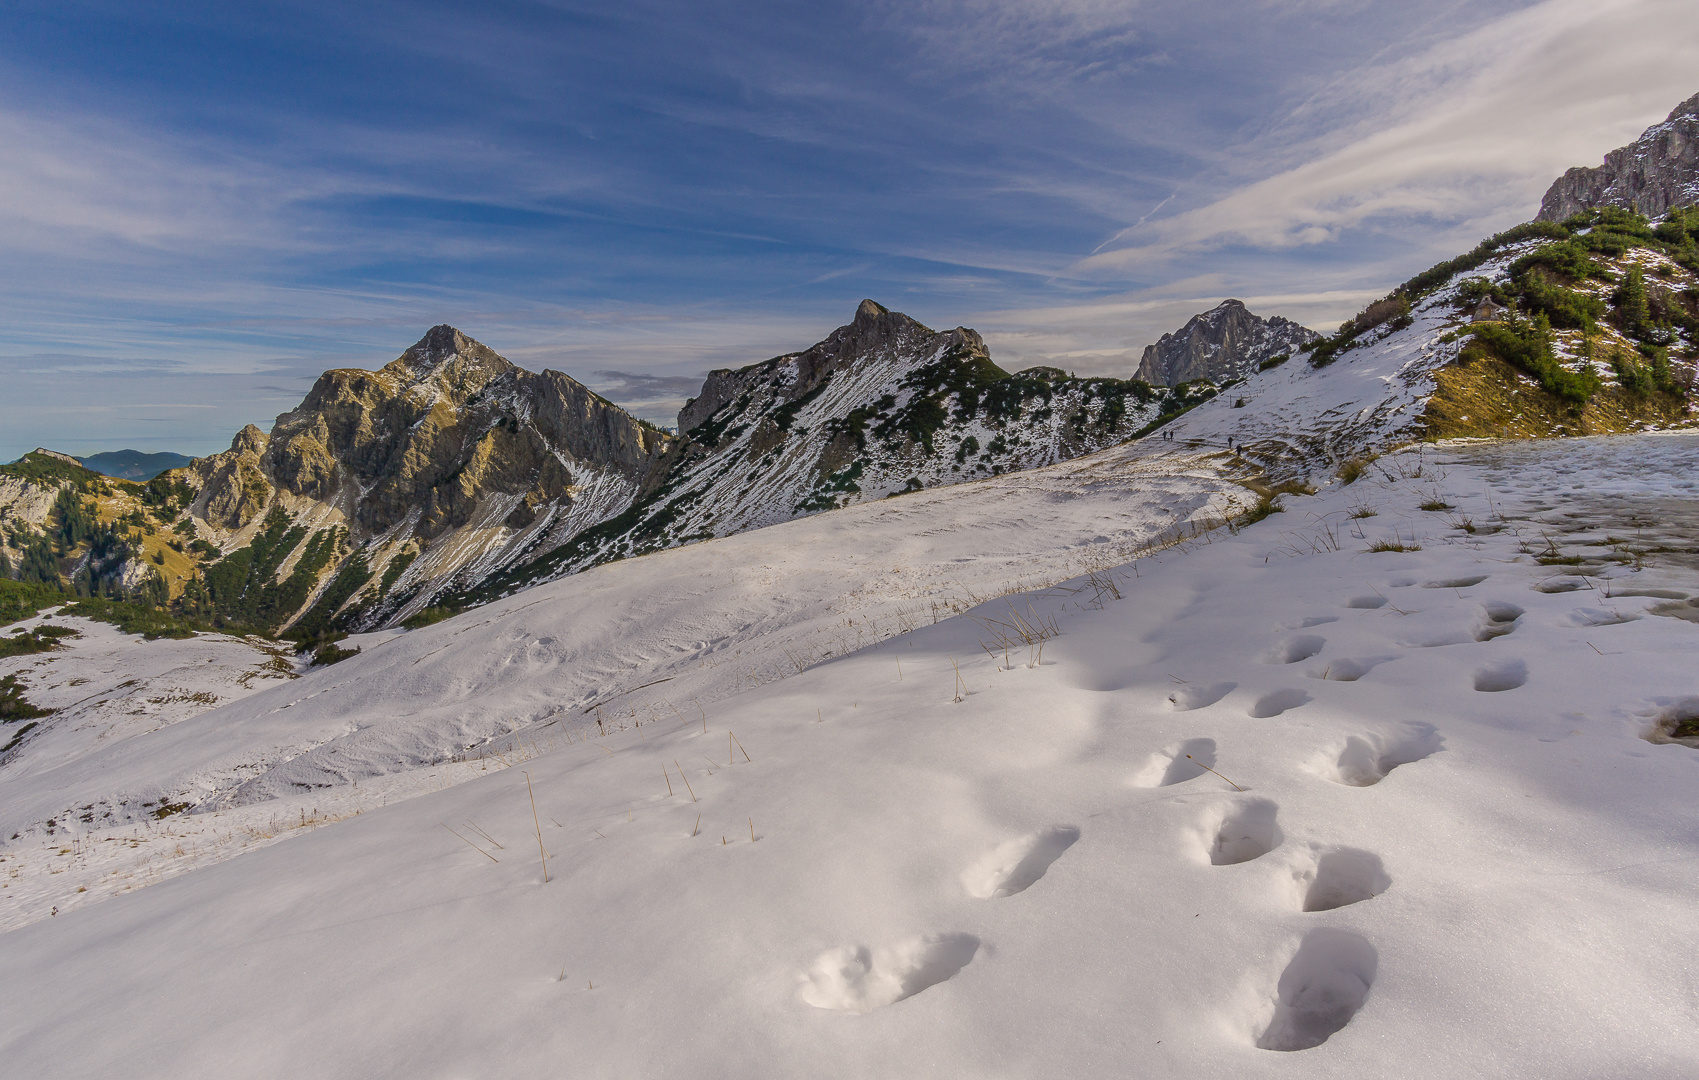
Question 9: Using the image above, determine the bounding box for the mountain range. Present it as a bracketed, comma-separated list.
[2, 92, 1698, 643]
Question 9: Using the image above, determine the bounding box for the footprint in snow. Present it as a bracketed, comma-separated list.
[1305, 656, 1397, 682]
[1131, 738, 1216, 787]
[1255, 929, 1378, 1051]
[1263, 635, 1325, 665]
[1317, 724, 1444, 786]
[1422, 574, 1489, 589]
[962, 826, 1080, 898]
[1249, 689, 1309, 718]
[1474, 603, 1523, 640]
[1473, 659, 1527, 692]
[1202, 799, 1281, 865]
[798, 933, 980, 1012]
[1399, 604, 1523, 647]
[1289, 847, 1391, 912]
[1167, 682, 1235, 711]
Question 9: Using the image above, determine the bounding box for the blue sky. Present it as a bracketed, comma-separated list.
[2, 0, 1696, 460]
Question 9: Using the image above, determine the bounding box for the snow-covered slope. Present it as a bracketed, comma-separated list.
[1157, 230, 1697, 465]
[0, 441, 1246, 861]
[3, 433, 1698, 1078]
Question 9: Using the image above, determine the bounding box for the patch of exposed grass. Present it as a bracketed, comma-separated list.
[1337, 456, 1377, 485]
[1366, 538, 1421, 553]
[1240, 495, 1284, 525]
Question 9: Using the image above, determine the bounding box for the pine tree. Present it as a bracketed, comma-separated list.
[1614, 265, 1649, 338]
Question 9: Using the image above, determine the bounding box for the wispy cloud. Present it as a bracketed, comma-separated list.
[1080, 0, 1699, 271]
[590, 369, 706, 398]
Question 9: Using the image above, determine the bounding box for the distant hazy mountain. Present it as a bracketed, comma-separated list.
[76, 450, 194, 482]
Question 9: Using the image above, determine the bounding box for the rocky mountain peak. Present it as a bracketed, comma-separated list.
[679, 300, 944, 434]
[380, 324, 516, 392]
[1537, 91, 1699, 221]
[1135, 299, 1319, 386]
[230, 424, 269, 456]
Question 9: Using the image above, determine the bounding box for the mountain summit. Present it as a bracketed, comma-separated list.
[1134, 299, 1318, 386]
[1538, 91, 1699, 221]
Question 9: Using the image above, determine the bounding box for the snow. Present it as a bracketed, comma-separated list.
[0, 440, 1244, 881]
[3, 431, 1698, 1077]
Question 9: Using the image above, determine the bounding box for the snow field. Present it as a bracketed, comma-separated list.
[2, 434, 1697, 1077]
[0, 445, 1241, 922]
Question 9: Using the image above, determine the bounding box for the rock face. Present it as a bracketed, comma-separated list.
[1538, 92, 1699, 221]
[1135, 300, 1319, 386]
[183, 326, 677, 624]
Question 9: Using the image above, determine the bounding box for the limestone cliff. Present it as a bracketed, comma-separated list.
[181, 326, 677, 628]
[1538, 92, 1699, 221]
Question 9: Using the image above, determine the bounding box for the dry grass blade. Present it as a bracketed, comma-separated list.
[524, 771, 549, 883]
[442, 824, 499, 862]
[1186, 754, 1244, 792]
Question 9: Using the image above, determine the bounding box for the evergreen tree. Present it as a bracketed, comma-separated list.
[19, 535, 60, 587]
[49, 484, 97, 554]
[141, 567, 169, 609]
[1614, 265, 1649, 338]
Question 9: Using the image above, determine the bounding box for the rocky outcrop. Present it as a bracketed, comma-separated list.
[190, 425, 274, 530]
[1135, 300, 1319, 386]
[1538, 92, 1699, 221]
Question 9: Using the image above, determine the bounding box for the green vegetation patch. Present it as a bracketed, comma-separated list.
[0, 451, 107, 488]
[0, 579, 68, 627]
[290, 552, 372, 642]
[401, 606, 455, 630]
[0, 624, 79, 658]
[204, 509, 342, 632]
[1, 673, 53, 722]
[771, 376, 833, 431]
[1461, 319, 1600, 404]
[310, 642, 361, 665]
